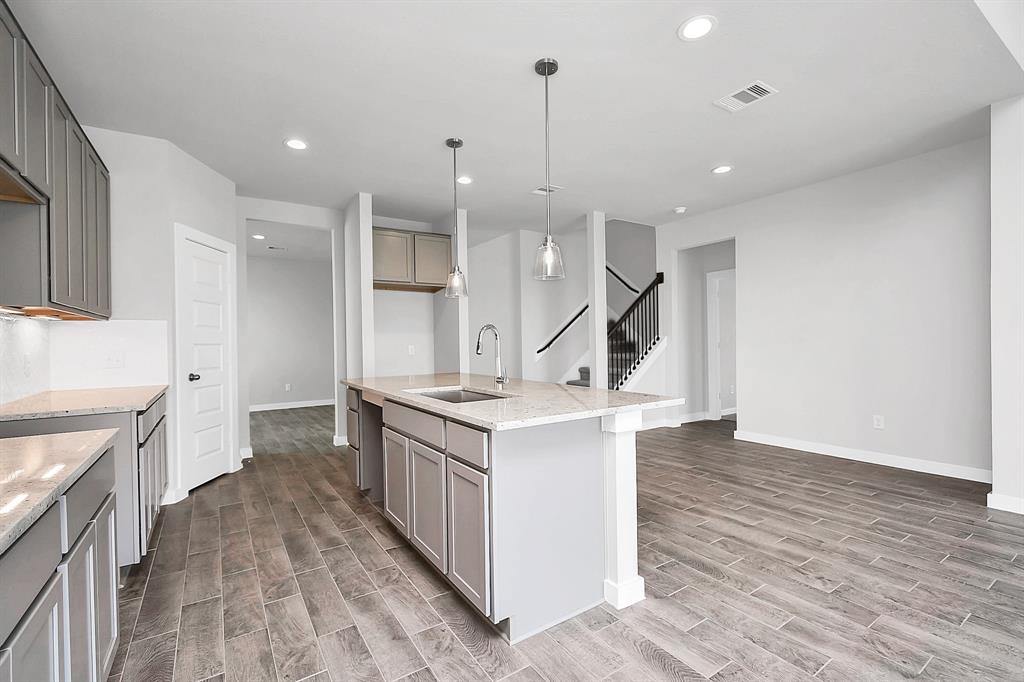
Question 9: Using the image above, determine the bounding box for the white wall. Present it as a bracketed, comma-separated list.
[657, 138, 992, 481]
[468, 232, 522, 378]
[0, 317, 50, 403]
[247, 256, 334, 407]
[49, 321, 168, 389]
[606, 219, 656, 317]
[374, 290, 435, 376]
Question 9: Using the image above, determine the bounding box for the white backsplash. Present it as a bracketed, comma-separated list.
[0, 316, 52, 403]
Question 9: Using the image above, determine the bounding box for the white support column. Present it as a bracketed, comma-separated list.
[601, 409, 645, 608]
[587, 211, 608, 389]
[990, 96, 1024, 515]
[457, 208, 470, 373]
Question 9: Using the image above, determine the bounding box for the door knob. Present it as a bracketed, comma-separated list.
[188, 373, 201, 382]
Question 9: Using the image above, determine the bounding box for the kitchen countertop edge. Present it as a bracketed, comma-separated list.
[0, 384, 168, 422]
[0, 428, 119, 555]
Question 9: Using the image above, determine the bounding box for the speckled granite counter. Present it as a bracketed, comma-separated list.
[0, 385, 167, 422]
[342, 373, 683, 431]
[0, 429, 118, 554]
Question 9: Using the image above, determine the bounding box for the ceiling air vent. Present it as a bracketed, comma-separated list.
[713, 80, 778, 112]
[267, 245, 287, 251]
[531, 184, 564, 196]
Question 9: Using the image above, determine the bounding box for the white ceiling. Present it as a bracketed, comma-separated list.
[11, 1, 1023, 241]
[246, 220, 331, 261]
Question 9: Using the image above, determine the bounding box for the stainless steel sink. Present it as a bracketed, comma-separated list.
[416, 389, 508, 403]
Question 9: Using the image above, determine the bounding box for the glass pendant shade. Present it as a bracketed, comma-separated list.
[445, 264, 468, 298]
[533, 235, 565, 280]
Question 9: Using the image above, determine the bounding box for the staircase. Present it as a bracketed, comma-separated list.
[568, 272, 663, 390]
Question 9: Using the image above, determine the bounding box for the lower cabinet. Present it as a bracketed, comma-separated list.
[409, 441, 446, 573]
[447, 459, 491, 616]
[58, 522, 97, 682]
[138, 419, 167, 554]
[93, 495, 118, 679]
[0, 571, 66, 682]
[382, 428, 411, 536]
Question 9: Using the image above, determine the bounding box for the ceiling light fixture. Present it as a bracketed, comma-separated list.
[673, 206, 688, 214]
[678, 15, 716, 41]
[457, 176, 473, 185]
[711, 165, 733, 174]
[444, 138, 468, 298]
[251, 234, 266, 240]
[533, 57, 565, 281]
[284, 138, 308, 150]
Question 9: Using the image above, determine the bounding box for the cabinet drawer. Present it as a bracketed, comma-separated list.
[137, 393, 166, 444]
[60, 447, 114, 553]
[383, 401, 445, 451]
[345, 444, 360, 488]
[346, 388, 360, 410]
[0, 504, 61, 645]
[347, 409, 360, 450]
[446, 421, 489, 470]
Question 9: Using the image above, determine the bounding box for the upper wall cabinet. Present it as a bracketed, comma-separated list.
[372, 227, 452, 293]
[0, 0, 111, 319]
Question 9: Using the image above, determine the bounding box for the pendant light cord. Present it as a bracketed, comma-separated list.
[452, 144, 459, 264]
[544, 71, 551, 240]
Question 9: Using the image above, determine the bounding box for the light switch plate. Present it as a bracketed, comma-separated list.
[872, 415, 885, 430]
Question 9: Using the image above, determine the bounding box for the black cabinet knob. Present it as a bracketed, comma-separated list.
[188, 373, 201, 382]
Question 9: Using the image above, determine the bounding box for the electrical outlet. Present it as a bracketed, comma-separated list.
[285, 383, 292, 392]
[729, 384, 735, 395]
[103, 350, 125, 369]
[873, 415, 885, 430]
[408, 345, 416, 356]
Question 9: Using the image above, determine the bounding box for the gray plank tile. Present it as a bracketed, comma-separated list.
[281, 527, 325, 574]
[224, 628, 276, 682]
[133, 570, 185, 640]
[429, 591, 526, 680]
[318, 626, 383, 682]
[122, 631, 177, 682]
[188, 516, 220, 555]
[302, 511, 346, 551]
[254, 546, 299, 603]
[264, 595, 326, 682]
[370, 565, 442, 635]
[151, 531, 190, 576]
[173, 597, 224, 682]
[223, 568, 267, 639]
[247, 514, 284, 553]
[221, 530, 256, 575]
[322, 545, 377, 599]
[295, 567, 354, 636]
[182, 548, 222, 605]
[220, 502, 248, 536]
[347, 592, 427, 681]
[343, 527, 395, 572]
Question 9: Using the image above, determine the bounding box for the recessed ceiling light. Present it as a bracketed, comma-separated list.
[252, 234, 266, 240]
[711, 165, 733, 174]
[673, 206, 688, 214]
[284, 138, 307, 150]
[678, 15, 716, 41]
[457, 176, 473, 185]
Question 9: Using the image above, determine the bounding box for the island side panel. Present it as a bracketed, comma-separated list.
[491, 417, 605, 643]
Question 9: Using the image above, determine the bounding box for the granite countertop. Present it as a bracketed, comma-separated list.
[0, 429, 118, 554]
[342, 373, 684, 431]
[0, 385, 168, 422]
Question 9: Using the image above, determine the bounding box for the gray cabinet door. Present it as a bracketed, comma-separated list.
[412, 233, 451, 286]
[346, 444, 360, 488]
[58, 522, 97, 682]
[410, 441, 446, 573]
[96, 164, 111, 317]
[93, 494, 117, 680]
[65, 120, 87, 311]
[447, 458, 490, 616]
[22, 45, 51, 196]
[84, 148, 99, 312]
[0, 5, 22, 173]
[372, 229, 414, 283]
[1, 571, 66, 682]
[49, 94, 71, 308]
[382, 427, 410, 537]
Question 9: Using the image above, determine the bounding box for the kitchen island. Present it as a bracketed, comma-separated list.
[341, 373, 683, 643]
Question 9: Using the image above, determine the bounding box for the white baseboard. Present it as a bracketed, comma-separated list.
[333, 434, 348, 447]
[240, 446, 253, 461]
[734, 430, 992, 483]
[988, 492, 1024, 515]
[678, 411, 708, 424]
[249, 398, 335, 412]
[721, 407, 737, 416]
[639, 413, 684, 431]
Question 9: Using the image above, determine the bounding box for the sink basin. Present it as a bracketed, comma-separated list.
[416, 389, 508, 404]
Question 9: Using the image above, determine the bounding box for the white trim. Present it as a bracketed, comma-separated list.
[249, 398, 335, 412]
[705, 268, 735, 421]
[620, 337, 667, 391]
[333, 434, 348, 447]
[734, 430, 992, 483]
[678, 411, 708, 424]
[988, 493, 1024, 515]
[240, 447, 253, 460]
[721, 407, 737, 416]
[506, 598, 605, 645]
[638, 410, 683, 431]
[173, 223, 240, 496]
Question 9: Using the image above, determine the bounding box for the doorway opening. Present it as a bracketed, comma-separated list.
[245, 220, 337, 448]
[675, 239, 736, 428]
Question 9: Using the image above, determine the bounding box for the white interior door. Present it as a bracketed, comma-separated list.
[706, 269, 736, 420]
[175, 225, 236, 494]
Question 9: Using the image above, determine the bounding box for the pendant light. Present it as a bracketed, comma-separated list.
[444, 137, 468, 298]
[533, 57, 565, 280]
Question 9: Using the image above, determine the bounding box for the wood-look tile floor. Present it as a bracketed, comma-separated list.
[110, 406, 1024, 682]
